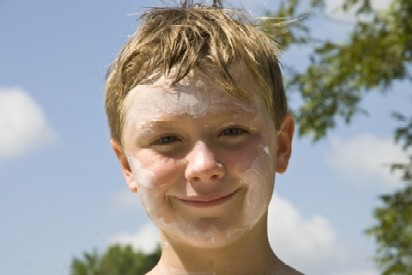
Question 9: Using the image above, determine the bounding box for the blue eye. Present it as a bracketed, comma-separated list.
[152, 135, 181, 145]
[220, 126, 248, 137]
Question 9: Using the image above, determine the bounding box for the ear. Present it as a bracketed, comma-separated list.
[110, 139, 138, 193]
[275, 114, 295, 173]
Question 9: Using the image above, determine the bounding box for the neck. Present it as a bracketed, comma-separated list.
[154, 216, 280, 274]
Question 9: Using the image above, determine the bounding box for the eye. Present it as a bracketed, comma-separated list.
[151, 134, 182, 145]
[219, 126, 249, 137]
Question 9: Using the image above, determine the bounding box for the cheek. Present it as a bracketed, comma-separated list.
[127, 153, 183, 217]
[233, 144, 275, 227]
[127, 153, 182, 189]
[233, 143, 274, 177]
[127, 156, 155, 188]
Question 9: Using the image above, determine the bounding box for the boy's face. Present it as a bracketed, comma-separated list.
[112, 68, 294, 248]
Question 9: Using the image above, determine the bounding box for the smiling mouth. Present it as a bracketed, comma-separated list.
[177, 190, 239, 207]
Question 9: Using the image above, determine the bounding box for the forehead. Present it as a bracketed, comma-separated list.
[125, 83, 246, 116]
[122, 69, 267, 121]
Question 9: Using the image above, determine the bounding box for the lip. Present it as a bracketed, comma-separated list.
[177, 189, 239, 207]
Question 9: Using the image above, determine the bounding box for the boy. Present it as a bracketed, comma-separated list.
[105, 1, 300, 274]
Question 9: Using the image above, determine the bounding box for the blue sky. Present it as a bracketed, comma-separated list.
[0, 1, 410, 275]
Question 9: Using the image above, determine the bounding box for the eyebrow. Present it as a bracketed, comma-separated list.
[136, 119, 178, 129]
[208, 107, 257, 118]
[132, 107, 257, 129]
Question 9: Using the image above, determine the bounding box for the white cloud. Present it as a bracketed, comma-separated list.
[108, 222, 160, 254]
[325, 133, 408, 188]
[0, 87, 56, 159]
[268, 194, 344, 274]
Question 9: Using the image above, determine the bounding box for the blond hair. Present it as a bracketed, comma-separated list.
[105, 3, 287, 144]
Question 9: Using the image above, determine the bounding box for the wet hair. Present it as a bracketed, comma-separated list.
[105, 0, 287, 144]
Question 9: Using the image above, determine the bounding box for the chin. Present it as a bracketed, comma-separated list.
[173, 229, 244, 249]
[157, 216, 256, 249]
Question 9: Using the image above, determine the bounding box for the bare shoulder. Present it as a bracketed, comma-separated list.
[276, 261, 304, 275]
[144, 266, 158, 275]
[276, 265, 304, 275]
[146, 262, 304, 275]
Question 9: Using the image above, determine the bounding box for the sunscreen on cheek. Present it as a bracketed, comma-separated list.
[263, 145, 270, 156]
[127, 156, 155, 189]
[241, 155, 273, 227]
[126, 155, 162, 213]
[235, 145, 274, 229]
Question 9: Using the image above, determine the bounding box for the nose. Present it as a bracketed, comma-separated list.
[184, 141, 225, 183]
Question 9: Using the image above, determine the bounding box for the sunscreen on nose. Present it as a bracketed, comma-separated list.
[184, 142, 224, 182]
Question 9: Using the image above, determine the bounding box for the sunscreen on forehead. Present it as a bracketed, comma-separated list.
[122, 75, 263, 134]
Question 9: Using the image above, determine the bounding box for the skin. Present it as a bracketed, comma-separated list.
[111, 68, 299, 274]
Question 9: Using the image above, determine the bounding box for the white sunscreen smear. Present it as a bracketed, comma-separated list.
[240, 153, 273, 228]
[123, 75, 259, 133]
[127, 155, 155, 189]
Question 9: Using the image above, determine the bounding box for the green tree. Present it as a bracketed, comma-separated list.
[260, 0, 412, 273]
[70, 245, 161, 275]
[261, 0, 411, 139]
[71, 249, 100, 275]
[365, 114, 412, 274]
[365, 185, 412, 274]
[262, 1, 412, 176]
